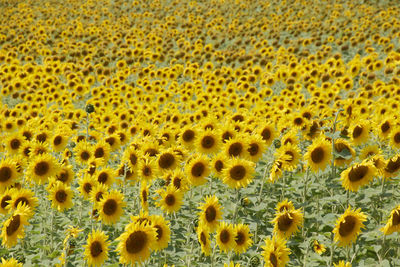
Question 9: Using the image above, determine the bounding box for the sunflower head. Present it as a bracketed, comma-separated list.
[332, 206, 367, 247]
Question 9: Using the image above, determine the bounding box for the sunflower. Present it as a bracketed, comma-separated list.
[98, 190, 126, 225]
[313, 240, 326, 255]
[275, 199, 295, 213]
[29, 140, 50, 157]
[197, 224, 211, 256]
[116, 221, 157, 265]
[155, 185, 184, 214]
[26, 153, 60, 184]
[381, 205, 400, 235]
[349, 121, 370, 146]
[74, 141, 93, 166]
[166, 169, 189, 192]
[359, 145, 381, 161]
[94, 168, 115, 186]
[334, 139, 355, 167]
[233, 223, 253, 254]
[245, 135, 266, 162]
[5, 133, 24, 155]
[281, 130, 298, 146]
[334, 261, 351, 267]
[383, 154, 400, 178]
[149, 214, 171, 251]
[195, 129, 221, 154]
[375, 118, 392, 140]
[272, 208, 304, 239]
[224, 261, 241, 267]
[90, 183, 109, 204]
[275, 143, 301, 171]
[332, 206, 367, 247]
[304, 135, 332, 173]
[78, 174, 98, 200]
[261, 235, 291, 267]
[51, 131, 70, 152]
[157, 148, 179, 174]
[48, 181, 74, 212]
[258, 124, 276, 146]
[198, 195, 223, 232]
[389, 126, 400, 149]
[0, 188, 13, 215]
[179, 126, 197, 148]
[224, 136, 248, 158]
[55, 164, 74, 185]
[340, 161, 376, 192]
[84, 230, 110, 267]
[9, 188, 38, 214]
[140, 182, 149, 211]
[0, 158, 19, 191]
[0, 257, 23, 267]
[222, 158, 255, 189]
[269, 158, 285, 183]
[138, 157, 158, 183]
[216, 222, 236, 253]
[185, 154, 210, 186]
[0, 203, 31, 248]
[211, 153, 228, 178]
[122, 146, 141, 172]
[92, 141, 111, 161]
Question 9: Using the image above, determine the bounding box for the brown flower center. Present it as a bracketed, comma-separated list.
[235, 231, 245, 245]
[392, 211, 400, 226]
[10, 139, 21, 150]
[6, 214, 20, 236]
[53, 136, 62, 146]
[165, 194, 175, 206]
[269, 252, 278, 267]
[80, 151, 90, 161]
[0, 166, 12, 182]
[94, 148, 105, 158]
[158, 153, 175, 169]
[98, 172, 108, 184]
[200, 232, 207, 245]
[277, 213, 293, 231]
[205, 206, 217, 222]
[228, 142, 243, 157]
[182, 130, 195, 142]
[126, 231, 147, 254]
[129, 154, 137, 165]
[201, 136, 215, 149]
[310, 147, 324, 163]
[352, 126, 363, 139]
[191, 162, 205, 177]
[261, 128, 271, 141]
[34, 161, 50, 176]
[338, 215, 356, 237]
[55, 190, 67, 203]
[1, 195, 11, 209]
[229, 165, 246, 180]
[385, 157, 400, 173]
[348, 165, 368, 182]
[103, 199, 117, 216]
[219, 229, 230, 244]
[394, 133, 400, 144]
[381, 121, 390, 133]
[248, 143, 259, 156]
[155, 225, 163, 240]
[83, 183, 92, 193]
[14, 197, 29, 208]
[215, 160, 223, 172]
[90, 241, 103, 257]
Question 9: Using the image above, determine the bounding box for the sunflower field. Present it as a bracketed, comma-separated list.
[1, 0, 400, 266]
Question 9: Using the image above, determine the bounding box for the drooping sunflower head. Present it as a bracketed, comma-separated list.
[222, 158, 255, 189]
[148, 214, 171, 251]
[196, 224, 211, 256]
[381, 205, 400, 235]
[332, 206, 367, 247]
[272, 208, 304, 239]
[383, 154, 400, 178]
[340, 161, 376, 192]
[349, 121, 370, 146]
[261, 235, 291, 267]
[334, 138, 355, 167]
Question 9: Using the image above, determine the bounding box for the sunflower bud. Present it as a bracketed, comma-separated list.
[273, 139, 281, 149]
[241, 197, 251, 207]
[85, 104, 95, 114]
[249, 255, 261, 267]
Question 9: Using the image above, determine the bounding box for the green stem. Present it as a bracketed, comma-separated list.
[329, 232, 335, 267]
[258, 166, 269, 204]
[232, 189, 240, 224]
